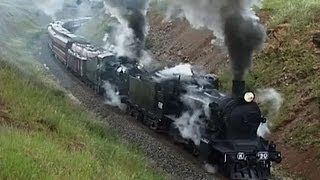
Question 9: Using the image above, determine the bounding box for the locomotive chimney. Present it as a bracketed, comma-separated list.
[232, 80, 245, 98]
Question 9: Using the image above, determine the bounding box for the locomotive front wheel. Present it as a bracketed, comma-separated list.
[192, 148, 200, 157]
[150, 122, 158, 130]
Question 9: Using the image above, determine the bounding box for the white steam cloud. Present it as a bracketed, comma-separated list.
[174, 110, 204, 145]
[103, 0, 152, 66]
[103, 81, 126, 110]
[153, 63, 216, 86]
[204, 163, 218, 174]
[256, 88, 283, 138]
[153, 63, 194, 82]
[163, 0, 266, 81]
[174, 86, 216, 145]
[33, 0, 65, 20]
[76, 0, 94, 18]
[153, 63, 219, 145]
[164, 0, 262, 44]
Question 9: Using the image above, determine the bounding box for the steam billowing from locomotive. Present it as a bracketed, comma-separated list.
[103, 0, 151, 64]
[163, 0, 265, 80]
[159, 0, 266, 143]
[33, 0, 65, 20]
[256, 88, 283, 138]
[163, 0, 262, 42]
[103, 81, 126, 110]
[224, 14, 265, 80]
[33, 0, 100, 20]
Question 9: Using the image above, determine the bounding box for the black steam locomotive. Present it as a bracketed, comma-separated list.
[48, 19, 281, 179]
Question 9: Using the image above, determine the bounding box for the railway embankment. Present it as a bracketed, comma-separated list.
[0, 1, 164, 179]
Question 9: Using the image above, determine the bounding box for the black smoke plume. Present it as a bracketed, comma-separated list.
[126, 8, 146, 57]
[104, 0, 148, 58]
[224, 14, 265, 80]
[126, 8, 146, 42]
[161, 0, 266, 80]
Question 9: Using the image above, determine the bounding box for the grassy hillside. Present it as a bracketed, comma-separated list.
[251, 0, 320, 147]
[0, 0, 46, 70]
[220, 0, 320, 151]
[0, 63, 162, 179]
[263, 0, 320, 29]
[0, 0, 164, 179]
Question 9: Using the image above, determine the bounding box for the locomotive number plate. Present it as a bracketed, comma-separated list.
[237, 152, 246, 160]
[257, 152, 269, 160]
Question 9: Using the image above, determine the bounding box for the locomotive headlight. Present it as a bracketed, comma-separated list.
[244, 92, 255, 103]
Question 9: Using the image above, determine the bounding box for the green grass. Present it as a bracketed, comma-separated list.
[290, 123, 320, 151]
[263, 0, 320, 30]
[0, 0, 49, 74]
[0, 0, 164, 179]
[0, 128, 99, 179]
[253, 0, 320, 128]
[249, 44, 318, 127]
[0, 62, 164, 180]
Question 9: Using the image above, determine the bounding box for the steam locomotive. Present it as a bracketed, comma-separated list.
[48, 19, 282, 180]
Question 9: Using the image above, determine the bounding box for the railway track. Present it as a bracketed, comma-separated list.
[33, 32, 219, 180]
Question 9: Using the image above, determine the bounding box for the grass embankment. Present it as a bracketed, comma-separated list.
[0, 0, 47, 72]
[0, 0, 164, 179]
[221, 0, 320, 149]
[0, 62, 162, 179]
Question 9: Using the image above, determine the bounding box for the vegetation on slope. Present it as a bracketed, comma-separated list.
[222, 0, 320, 150]
[0, 0, 164, 179]
[254, 0, 319, 147]
[0, 0, 48, 71]
[0, 62, 163, 180]
[263, 0, 320, 29]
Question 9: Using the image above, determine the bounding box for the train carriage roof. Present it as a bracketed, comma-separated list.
[70, 36, 89, 44]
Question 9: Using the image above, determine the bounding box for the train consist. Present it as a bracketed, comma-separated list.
[48, 19, 282, 179]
